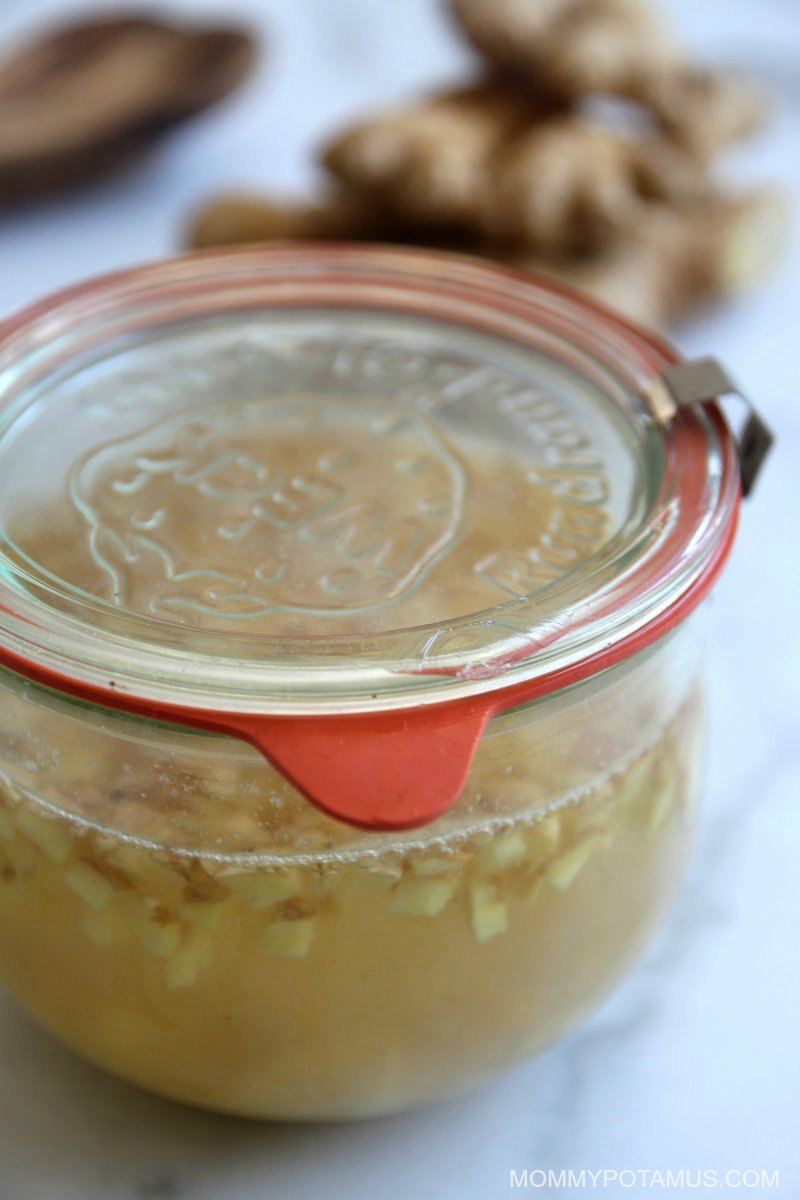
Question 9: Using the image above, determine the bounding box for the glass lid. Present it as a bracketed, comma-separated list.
[0, 245, 739, 719]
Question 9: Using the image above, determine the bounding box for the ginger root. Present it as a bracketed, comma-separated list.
[509, 190, 789, 327]
[185, 187, 788, 330]
[323, 88, 702, 253]
[479, 114, 702, 251]
[449, 0, 768, 158]
[450, 0, 679, 105]
[322, 83, 543, 231]
[184, 0, 783, 330]
[646, 68, 769, 159]
[189, 189, 381, 249]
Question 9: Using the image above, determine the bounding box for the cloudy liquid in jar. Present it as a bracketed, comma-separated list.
[0, 399, 703, 1118]
[11, 400, 615, 636]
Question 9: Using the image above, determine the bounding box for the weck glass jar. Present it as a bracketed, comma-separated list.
[0, 247, 763, 1119]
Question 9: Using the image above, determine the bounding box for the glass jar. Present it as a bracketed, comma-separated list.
[0, 247, 758, 1120]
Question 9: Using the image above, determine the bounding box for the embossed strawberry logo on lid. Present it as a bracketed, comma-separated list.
[71, 397, 466, 621]
[0, 246, 768, 828]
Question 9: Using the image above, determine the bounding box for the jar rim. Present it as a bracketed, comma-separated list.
[0, 244, 740, 719]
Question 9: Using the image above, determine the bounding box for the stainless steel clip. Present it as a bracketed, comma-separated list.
[648, 357, 773, 497]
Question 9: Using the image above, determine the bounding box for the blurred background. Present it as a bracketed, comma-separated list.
[0, 2, 798, 1199]
[1, 0, 798, 316]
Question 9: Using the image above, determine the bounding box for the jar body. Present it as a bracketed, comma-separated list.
[0, 618, 704, 1119]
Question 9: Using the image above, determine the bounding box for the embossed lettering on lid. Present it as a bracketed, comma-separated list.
[4, 319, 631, 639]
[70, 396, 466, 623]
[0, 247, 741, 828]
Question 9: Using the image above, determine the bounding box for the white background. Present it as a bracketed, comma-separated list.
[0, 1, 798, 1197]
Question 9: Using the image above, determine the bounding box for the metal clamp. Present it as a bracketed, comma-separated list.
[648, 357, 773, 497]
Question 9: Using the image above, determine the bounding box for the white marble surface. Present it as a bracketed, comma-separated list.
[0, 1, 798, 1197]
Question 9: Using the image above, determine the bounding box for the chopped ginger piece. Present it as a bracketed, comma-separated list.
[225, 869, 301, 908]
[263, 918, 315, 959]
[391, 875, 458, 916]
[469, 880, 508, 942]
[65, 862, 116, 911]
